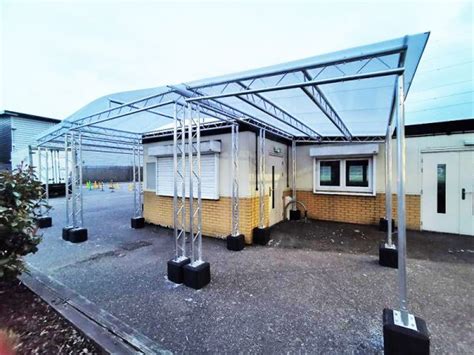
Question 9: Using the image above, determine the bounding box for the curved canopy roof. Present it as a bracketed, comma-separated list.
[37, 32, 429, 151]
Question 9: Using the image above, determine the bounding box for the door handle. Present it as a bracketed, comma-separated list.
[462, 188, 466, 200]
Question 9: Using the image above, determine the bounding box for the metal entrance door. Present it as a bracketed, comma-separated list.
[421, 150, 474, 236]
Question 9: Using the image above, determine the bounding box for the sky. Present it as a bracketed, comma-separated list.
[1, 0, 473, 126]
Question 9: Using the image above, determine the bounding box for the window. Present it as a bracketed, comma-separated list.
[145, 161, 156, 191]
[156, 154, 220, 200]
[314, 157, 374, 195]
[346, 160, 369, 187]
[320, 161, 340, 186]
[437, 164, 446, 214]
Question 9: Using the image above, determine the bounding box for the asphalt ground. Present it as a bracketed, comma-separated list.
[27, 187, 474, 354]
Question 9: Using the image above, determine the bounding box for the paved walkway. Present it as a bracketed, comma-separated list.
[27, 188, 474, 353]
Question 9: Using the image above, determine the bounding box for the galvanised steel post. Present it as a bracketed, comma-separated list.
[132, 142, 137, 218]
[138, 141, 143, 218]
[188, 104, 195, 262]
[45, 148, 49, 215]
[396, 73, 409, 325]
[258, 129, 266, 228]
[173, 103, 186, 260]
[71, 132, 78, 228]
[65, 134, 70, 226]
[385, 124, 393, 247]
[78, 132, 84, 227]
[292, 140, 296, 211]
[196, 105, 202, 262]
[231, 123, 240, 236]
[188, 103, 203, 263]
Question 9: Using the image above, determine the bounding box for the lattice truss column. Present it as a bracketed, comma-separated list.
[132, 139, 143, 219]
[37, 147, 49, 216]
[258, 129, 266, 229]
[172, 103, 187, 261]
[64, 131, 84, 229]
[231, 123, 240, 237]
[291, 140, 297, 211]
[188, 103, 203, 265]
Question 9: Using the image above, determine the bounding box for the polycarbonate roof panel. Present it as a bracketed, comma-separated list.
[37, 32, 429, 144]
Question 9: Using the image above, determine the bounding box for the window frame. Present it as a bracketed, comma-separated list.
[144, 159, 157, 192]
[313, 156, 376, 196]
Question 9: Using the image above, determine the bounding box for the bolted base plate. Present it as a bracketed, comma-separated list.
[183, 261, 211, 290]
[37, 216, 52, 229]
[68, 228, 88, 243]
[167, 257, 191, 284]
[226, 234, 245, 251]
[252, 227, 270, 245]
[62, 226, 74, 241]
[379, 242, 398, 268]
[289, 210, 301, 221]
[383, 308, 430, 355]
[131, 217, 145, 229]
[379, 217, 396, 232]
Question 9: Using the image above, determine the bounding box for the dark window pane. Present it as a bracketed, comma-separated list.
[320, 161, 340, 186]
[437, 164, 446, 214]
[346, 160, 369, 187]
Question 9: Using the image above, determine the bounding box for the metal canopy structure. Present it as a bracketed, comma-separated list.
[36, 33, 429, 311]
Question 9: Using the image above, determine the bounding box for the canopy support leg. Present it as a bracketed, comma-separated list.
[183, 103, 210, 290]
[167, 103, 190, 284]
[37, 147, 52, 228]
[289, 140, 301, 221]
[227, 123, 245, 251]
[253, 129, 270, 245]
[383, 73, 430, 354]
[131, 138, 144, 229]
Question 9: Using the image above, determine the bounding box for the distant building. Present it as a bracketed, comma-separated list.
[0, 110, 134, 181]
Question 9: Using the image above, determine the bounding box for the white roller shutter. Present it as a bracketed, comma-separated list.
[157, 154, 219, 200]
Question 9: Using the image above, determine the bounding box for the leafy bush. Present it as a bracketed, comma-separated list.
[0, 164, 49, 280]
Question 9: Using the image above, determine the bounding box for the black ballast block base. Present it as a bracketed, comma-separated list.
[68, 228, 88, 243]
[383, 308, 430, 355]
[379, 217, 396, 232]
[37, 216, 52, 229]
[379, 243, 398, 268]
[183, 262, 211, 290]
[62, 226, 74, 241]
[289, 210, 301, 221]
[252, 227, 270, 245]
[227, 234, 245, 251]
[167, 257, 190, 284]
[131, 217, 145, 229]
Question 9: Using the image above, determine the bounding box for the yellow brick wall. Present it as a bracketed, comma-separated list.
[144, 191, 270, 244]
[294, 190, 421, 230]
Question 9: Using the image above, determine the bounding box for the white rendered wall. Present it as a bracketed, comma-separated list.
[143, 130, 289, 199]
[296, 132, 474, 195]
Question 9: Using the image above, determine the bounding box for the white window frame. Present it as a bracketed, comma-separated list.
[313, 156, 376, 196]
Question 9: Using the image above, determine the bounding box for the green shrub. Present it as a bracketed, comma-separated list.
[0, 164, 49, 280]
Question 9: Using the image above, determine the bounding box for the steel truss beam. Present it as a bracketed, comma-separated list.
[188, 103, 203, 265]
[301, 70, 352, 140]
[175, 86, 296, 141]
[258, 129, 266, 228]
[231, 123, 240, 236]
[186, 68, 404, 102]
[191, 45, 406, 90]
[233, 81, 321, 139]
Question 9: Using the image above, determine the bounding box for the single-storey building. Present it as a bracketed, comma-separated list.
[142, 118, 474, 240]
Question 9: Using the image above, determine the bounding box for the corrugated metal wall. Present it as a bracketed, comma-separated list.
[0, 117, 12, 164]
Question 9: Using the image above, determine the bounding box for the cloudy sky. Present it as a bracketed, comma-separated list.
[1, 0, 472, 124]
